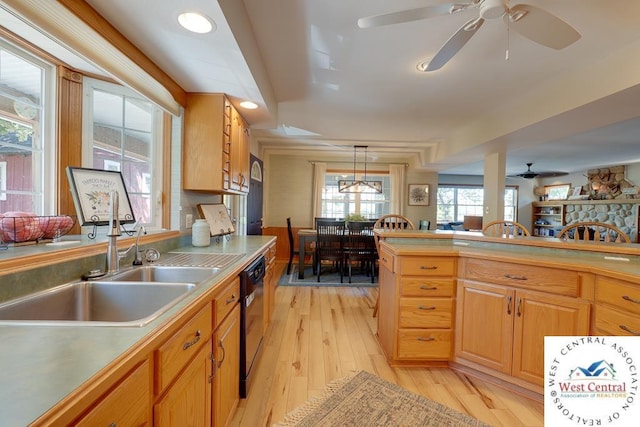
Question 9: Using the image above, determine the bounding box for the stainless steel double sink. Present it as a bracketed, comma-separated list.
[0, 266, 219, 327]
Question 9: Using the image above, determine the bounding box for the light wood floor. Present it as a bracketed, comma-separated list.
[231, 262, 544, 426]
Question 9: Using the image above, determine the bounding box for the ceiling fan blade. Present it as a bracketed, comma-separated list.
[357, 4, 459, 29]
[505, 4, 581, 49]
[426, 17, 484, 71]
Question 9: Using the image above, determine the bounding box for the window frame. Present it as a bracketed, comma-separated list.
[321, 171, 391, 219]
[437, 184, 519, 224]
[81, 77, 163, 228]
[0, 38, 56, 215]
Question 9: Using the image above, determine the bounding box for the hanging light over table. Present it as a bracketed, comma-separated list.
[338, 145, 382, 193]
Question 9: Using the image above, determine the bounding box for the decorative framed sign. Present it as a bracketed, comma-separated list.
[197, 204, 235, 236]
[66, 167, 136, 226]
[408, 184, 430, 206]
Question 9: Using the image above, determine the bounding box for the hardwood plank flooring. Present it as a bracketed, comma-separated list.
[231, 262, 544, 426]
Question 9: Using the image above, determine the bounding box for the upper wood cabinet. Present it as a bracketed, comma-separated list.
[183, 93, 250, 194]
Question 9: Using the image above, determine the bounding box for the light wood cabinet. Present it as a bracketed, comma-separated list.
[213, 304, 240, 427]
[263, 242, 277, 329]
[154, 304, 213, 426]
[155, 304, 213, 394]
[230, 108, 250, 193]
[154, 341, 213, 427]
[456, 259, 591, 388]
[377, 247, 456, 365]
[183, 93, 249, 194]
[75, 359, 151, 426]
[594, 275, 640, 336]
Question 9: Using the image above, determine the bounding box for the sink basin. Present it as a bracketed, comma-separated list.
[0, 281, 196, 327]
[109, 266, 219, 283]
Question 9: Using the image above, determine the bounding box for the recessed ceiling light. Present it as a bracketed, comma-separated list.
[240, 101, 258, 110]
[178, 12, 215, 34]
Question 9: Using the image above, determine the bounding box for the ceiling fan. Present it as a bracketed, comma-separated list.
[512, 163, 567, 179]
[357, 0, 581, 71]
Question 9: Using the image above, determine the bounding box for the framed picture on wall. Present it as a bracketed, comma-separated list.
[408, 184, 430, 206]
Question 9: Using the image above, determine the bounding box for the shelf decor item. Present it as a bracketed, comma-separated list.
[408, 184, 430, 206]
[66, 167, 135, 226]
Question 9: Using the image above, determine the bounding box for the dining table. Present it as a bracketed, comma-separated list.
[296, 228, 376, 279]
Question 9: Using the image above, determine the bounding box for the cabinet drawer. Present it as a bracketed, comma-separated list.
[595, 276, 640, 316]
[397, 329, 452, 359]
[215, 278, 240, 326]
[463, 258, 579, 297]
[400, 278, 454, 297]
[594, 305, 640, 336]
[399, 298, 453, 328]
[76, 360, 151, 426]
[398, 257, 455, 276]
[378, 248, 394, 273]
[156, 304, 212, 393]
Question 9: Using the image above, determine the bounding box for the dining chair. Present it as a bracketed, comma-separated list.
[482, 220, 530, 237]
[557, 222, 631, 243]
[315, 219, 346, 282]
[344, 221, 377, 283]
[372, 214, 414, 317]
[286, 217, 315, 275]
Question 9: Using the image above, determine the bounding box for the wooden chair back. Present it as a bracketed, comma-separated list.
[557, 222, 631, 243]
[482, 220, 531, 237]
[373, 214, 414, 253]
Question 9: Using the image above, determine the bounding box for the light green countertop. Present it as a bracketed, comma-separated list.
[0, 235, 275, 427]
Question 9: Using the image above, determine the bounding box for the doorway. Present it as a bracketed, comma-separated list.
[247, 155, 263, 235]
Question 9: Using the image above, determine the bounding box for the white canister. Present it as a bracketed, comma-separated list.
[192, 219, 211, 247]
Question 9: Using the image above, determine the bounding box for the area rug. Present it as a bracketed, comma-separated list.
[279, 264, 377, 287]
[274, 370, 490, 427]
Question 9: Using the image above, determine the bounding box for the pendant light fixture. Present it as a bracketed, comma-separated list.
[338, 145, 382, 193]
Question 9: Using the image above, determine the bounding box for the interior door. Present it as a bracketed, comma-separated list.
[247, 155, 263, 235]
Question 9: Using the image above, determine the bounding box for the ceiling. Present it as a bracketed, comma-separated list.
[14, 1, 640, 177]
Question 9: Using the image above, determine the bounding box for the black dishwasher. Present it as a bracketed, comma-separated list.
[239, 255, 265, 398]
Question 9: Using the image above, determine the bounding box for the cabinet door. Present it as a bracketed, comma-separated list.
[512, 290, 590, 385]
[230, 109, 249, 193]
[76, 360, 151, 427]
[455, 281, 514, 374]
[154, 341, 212, 427]
[214, 304, 240, 427]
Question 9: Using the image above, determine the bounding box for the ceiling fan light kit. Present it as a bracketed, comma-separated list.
[358, 0, 581, 72]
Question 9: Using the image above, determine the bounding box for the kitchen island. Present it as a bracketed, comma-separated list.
[0, 232, 275, 426]
[375, 229, 640, 395]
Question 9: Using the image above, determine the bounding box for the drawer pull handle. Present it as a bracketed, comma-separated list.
[418, 305, 436, 310]
[419, 266, 438, 270]
[417, 336, 435, 342]
[183, 330, 201, 350]
[619, 325, 640, 336]
[622, 295, 640, 305]
[218, 339, 227, 368]
[226, 294, 237, 304]
[516, 298, 522, 317]
[504, 274, 528, 281]
[506, 295, 512, 315]
[419, 286, 437, 290]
